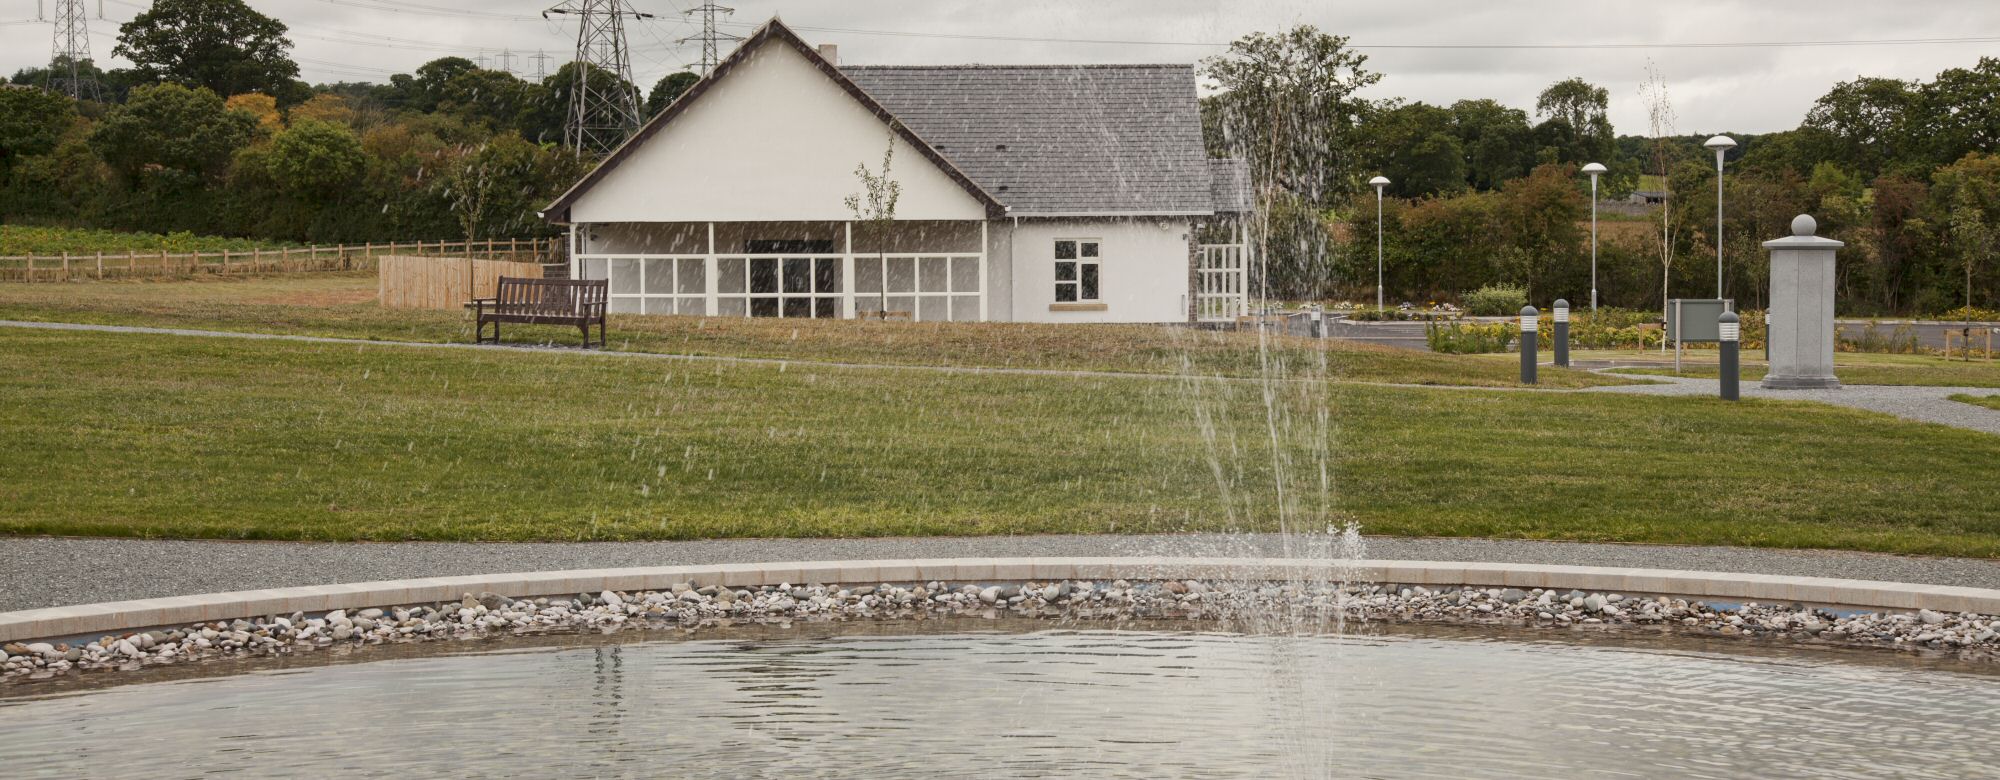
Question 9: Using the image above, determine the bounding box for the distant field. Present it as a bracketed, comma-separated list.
[0, 225, 297, 255]
[0, 274, 1636, 389]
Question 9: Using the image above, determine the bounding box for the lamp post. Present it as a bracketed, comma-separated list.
[1370, 175, 1390, 314]
[1580, 162, 1607, 311]
[1704, 135, 1737, 299]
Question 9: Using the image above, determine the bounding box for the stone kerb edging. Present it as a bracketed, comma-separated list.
[5, 557, 2000, 643]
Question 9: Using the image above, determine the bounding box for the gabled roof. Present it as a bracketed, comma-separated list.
[544, 18, 1245, 222]
[842, 65, 1217, 216]
[543, 19, 1003, 222]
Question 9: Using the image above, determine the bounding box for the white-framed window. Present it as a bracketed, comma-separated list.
[1054, 239, 1100, 302]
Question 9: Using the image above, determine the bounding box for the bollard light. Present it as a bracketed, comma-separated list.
[1552, 298, 1570, 368]
[1718, 310, 1741, 401]
[1519, 305, 1539, 385]
[1580, 163, 1607, 311]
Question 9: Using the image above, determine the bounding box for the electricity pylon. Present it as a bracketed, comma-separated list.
[544, 0, 651, 155]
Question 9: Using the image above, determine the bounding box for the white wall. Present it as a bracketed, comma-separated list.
[1005, 217, 1191, 324]
[566, 41, 988, 224]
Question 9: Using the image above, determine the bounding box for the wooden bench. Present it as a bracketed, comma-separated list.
[471, 277, 607, 348]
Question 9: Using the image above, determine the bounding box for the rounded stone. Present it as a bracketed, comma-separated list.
[1791, 214, 1817, 237]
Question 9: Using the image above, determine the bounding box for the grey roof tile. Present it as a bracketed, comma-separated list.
[842, 64, 1224, 215]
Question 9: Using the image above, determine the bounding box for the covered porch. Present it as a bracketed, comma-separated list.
[571, 219, 989, 321]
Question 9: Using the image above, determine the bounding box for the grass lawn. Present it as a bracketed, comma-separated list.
[1580, 349, 2000, 388]
[3, 327, 1997, 555]
[0, 274, 1633, 389]
[1952, 393, 2000, 410]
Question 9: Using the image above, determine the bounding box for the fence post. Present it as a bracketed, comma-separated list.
[24, 254, 32, 283]
[1519, 305, 1539, 385]
[95, 250, 104, 280]
[62, 251, 71, 281]
[160, 249, 167, 276]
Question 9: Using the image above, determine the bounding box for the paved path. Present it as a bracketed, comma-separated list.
[1588, 372, 2000, 435]
[6, 534, 1998, 611]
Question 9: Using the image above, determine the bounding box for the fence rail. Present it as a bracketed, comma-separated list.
[0, 237, 565, 283]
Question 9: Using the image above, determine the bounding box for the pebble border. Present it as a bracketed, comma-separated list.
[6, 557, 2000, 643]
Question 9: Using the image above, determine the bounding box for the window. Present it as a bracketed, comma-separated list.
[716, 254, 841, 318]
[1054, 239, 1100, 302]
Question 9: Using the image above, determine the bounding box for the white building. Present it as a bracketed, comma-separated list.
[540, 19, 1253, 324]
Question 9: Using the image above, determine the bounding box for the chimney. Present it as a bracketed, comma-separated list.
[817, 44, 839, 66]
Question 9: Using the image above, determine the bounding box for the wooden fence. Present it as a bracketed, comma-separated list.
[0, 237, 564, 283]
[378, 256, 546, 310]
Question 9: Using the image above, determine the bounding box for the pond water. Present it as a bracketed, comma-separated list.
[4, 620, 1997, 778]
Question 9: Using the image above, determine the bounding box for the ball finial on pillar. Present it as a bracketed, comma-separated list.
[1791, 214, 1817, 237]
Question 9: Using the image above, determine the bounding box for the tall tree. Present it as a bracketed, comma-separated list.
[1801, 76, 1915, 179]
[1532, 77, 1615, 166]
[88, 83, 255, 184]
[1448, 99, 1533, 190]
[1202, 25, 1380, 298]
[114, 0, 303, 101]
[1931, 153, 2000, 313]
[1202, 26, 1380, 206]
[1356, 101, 1466, 198]
[646, 71, 699, 117]
[0, 89, 75, 179]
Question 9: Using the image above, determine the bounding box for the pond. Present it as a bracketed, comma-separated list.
[4, 620, 1996, 778]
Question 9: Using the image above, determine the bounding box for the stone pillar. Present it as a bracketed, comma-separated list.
[1761, 214, 1842, 389]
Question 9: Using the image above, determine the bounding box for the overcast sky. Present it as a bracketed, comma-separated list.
[5, 0, 1998, 133]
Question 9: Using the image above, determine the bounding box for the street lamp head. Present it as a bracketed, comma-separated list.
[1580, 162, 1607, 176]
[1703, 135, 1737, 152]
[1368, 176, 1390, 189]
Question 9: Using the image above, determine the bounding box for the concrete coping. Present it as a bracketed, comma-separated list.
[5, 557, 1998, 643]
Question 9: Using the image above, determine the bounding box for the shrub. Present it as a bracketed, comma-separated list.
[1938, 306, 2000, 322]
[1427, 321, 1517, 354]
[1837, 322, 1924, 354]
[1461, 283, 1527, 316]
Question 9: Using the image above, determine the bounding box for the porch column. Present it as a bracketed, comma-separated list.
[842, 221, 857, 319]
[566, 223, 579, 278]
[978, 220, 989, 322]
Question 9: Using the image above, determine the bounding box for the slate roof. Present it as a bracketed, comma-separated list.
[843, 65, 1231, 216]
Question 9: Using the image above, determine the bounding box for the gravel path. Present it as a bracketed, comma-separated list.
[6, 534, 1999, 611]
[1588, 373, 2000, 435]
